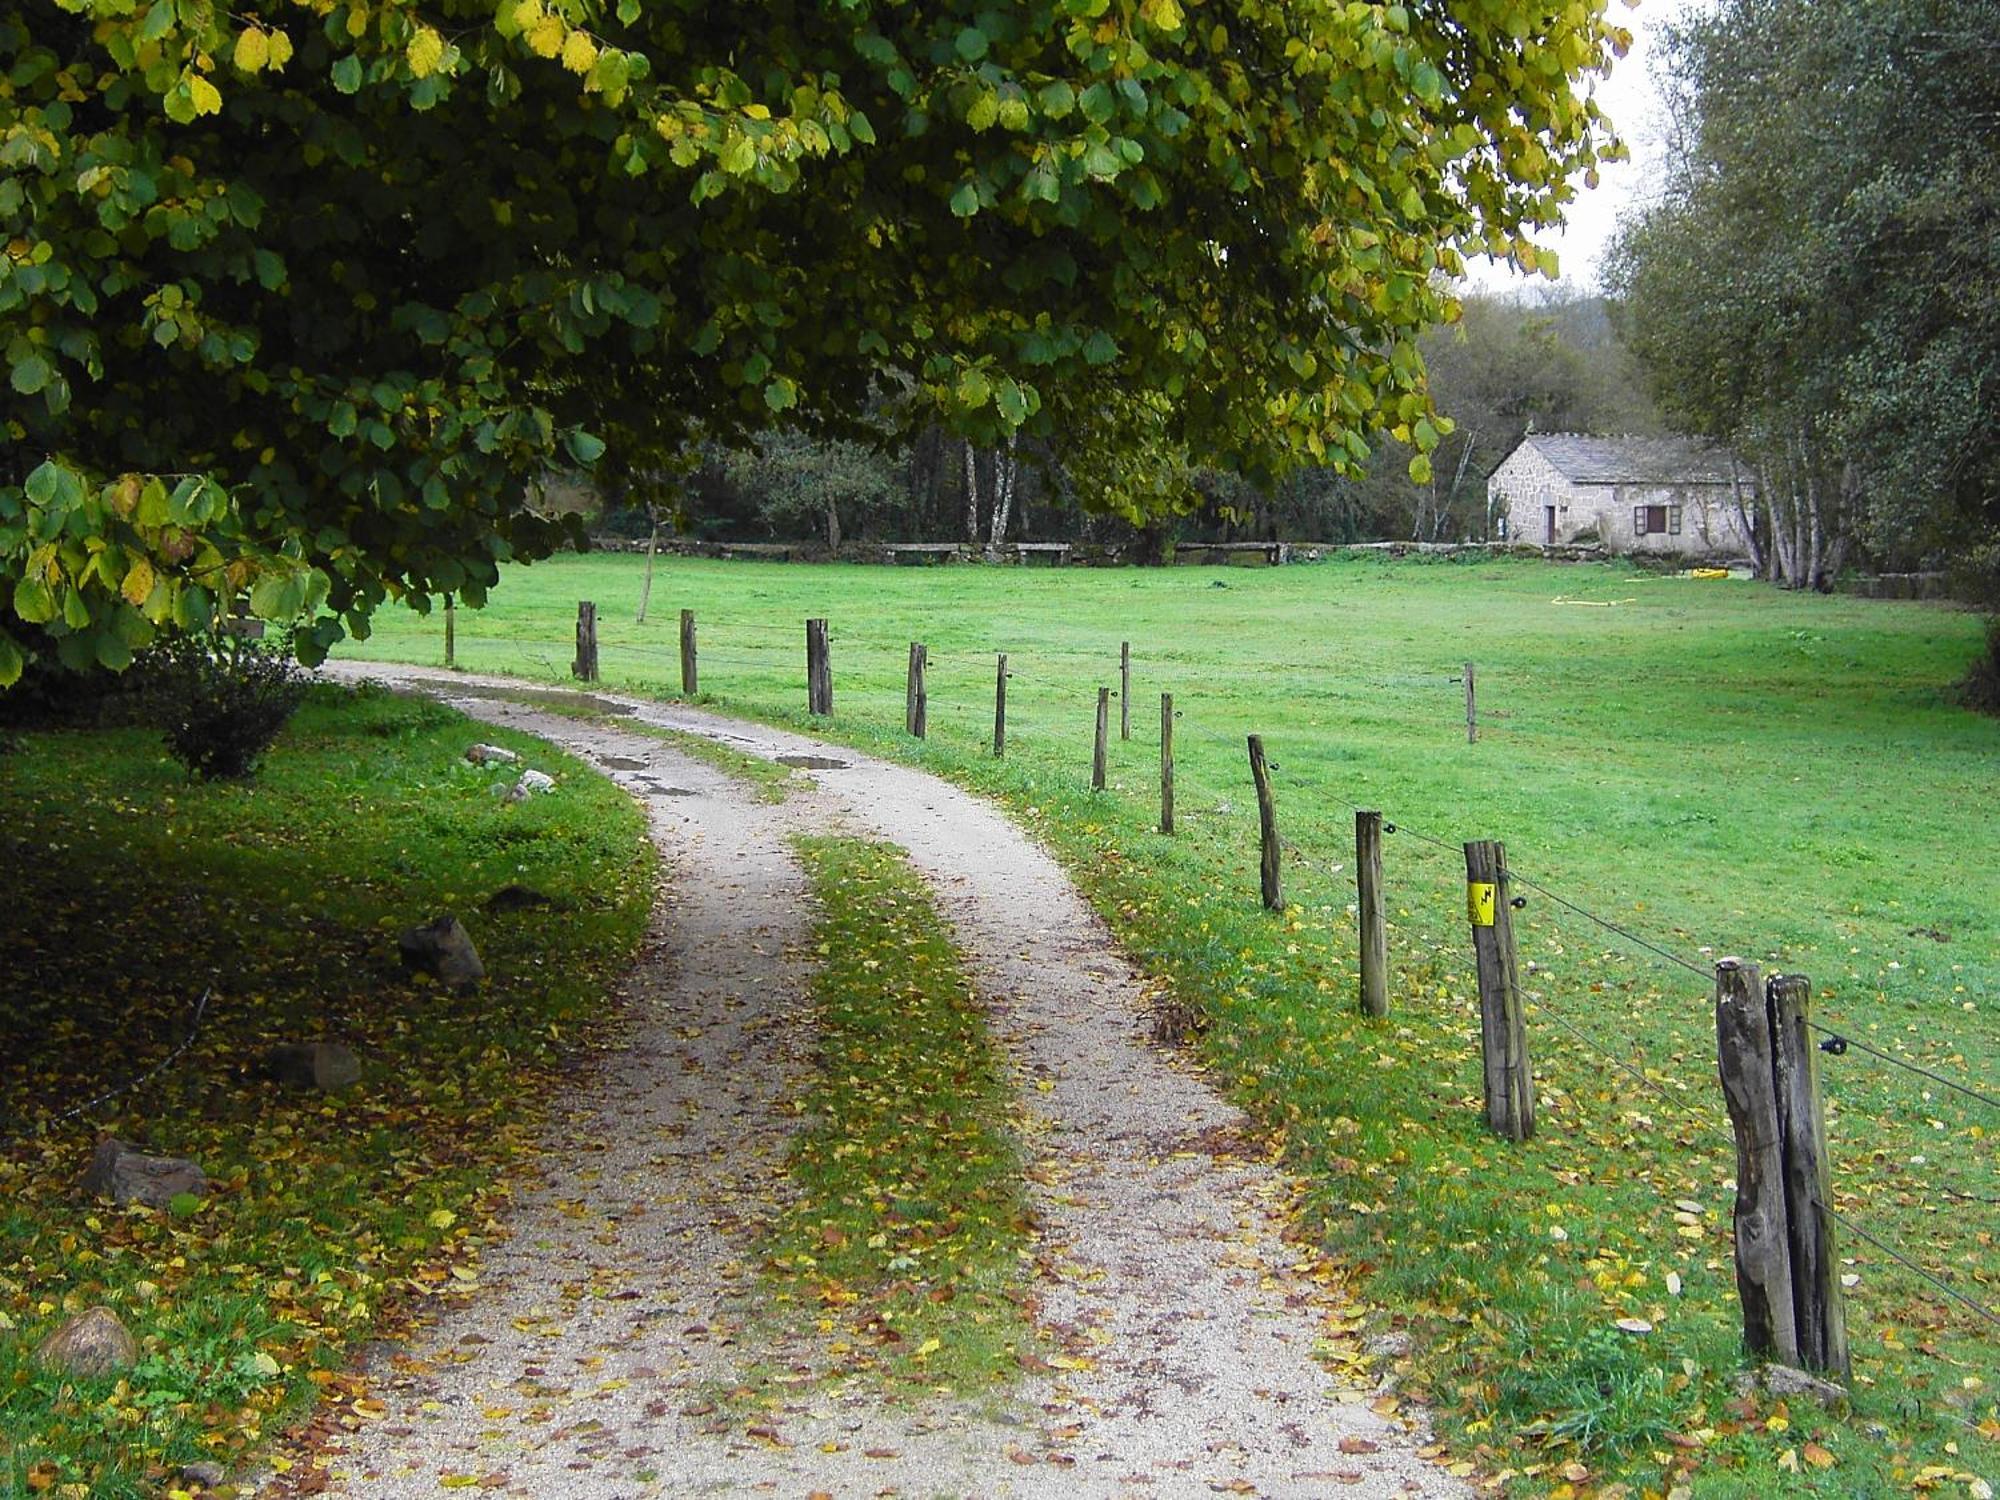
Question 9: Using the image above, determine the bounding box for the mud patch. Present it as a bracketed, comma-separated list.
[776, 754, 848, 770]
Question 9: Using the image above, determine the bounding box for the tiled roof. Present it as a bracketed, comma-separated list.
[1520, 433, 1745, 485]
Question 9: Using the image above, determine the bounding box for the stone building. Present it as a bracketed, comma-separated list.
[1486, 433, 1756, 559]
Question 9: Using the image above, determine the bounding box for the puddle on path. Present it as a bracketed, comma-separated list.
[599, 754, 649, 770]
[776, 754, 848, 770]
[424, 680, 638, 717]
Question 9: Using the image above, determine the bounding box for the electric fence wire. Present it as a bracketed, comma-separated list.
[9, 988, 213, 1147]
[1819, 1199, 2000, 1332]
[1524, 987, 1731, 1143]
[1802, 1023, 2000, 1114]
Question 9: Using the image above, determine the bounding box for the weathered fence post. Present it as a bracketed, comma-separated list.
[1716, 961, 1849, 1376]
[443, 596, 456, 669]
[679, 609, 698, 697]
[1716, 958, 1797, 1364]
[573, 600, 599, 682]
[906, 641, 928, 738]
[1769, 973, 1850, 1378]
[1464, 661, 1477, 743]
[1120, 641, 1132, 741]
[806, 618, 832, 715]
[1092, 687, 1109, 790]
[1246, 735, 1283, 911]
[1159, 693, 1175, 835]
[1356, 810, 1387, 1018]
[1463, 839, 1531, 1139]
[993, 653, 1008, 758]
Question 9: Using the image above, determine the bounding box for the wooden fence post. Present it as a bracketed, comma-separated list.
[1247, 735, 1283, 911]
[680, 609, 698, 697]
[1464, 661, 1477, 743]
[1769, 973, 1850, 1378]
[573, 600, 599, 682]
[806, 618, 832, 715]
[1120, 641, 1132, 740]
[1356, 810, 1387, 1018]
[906, 641, 928, 738]
[1716, 958, 1798, 1364]
[1092, 687, 1109, 790]
[1463, 839, 1531, 1139]
[1159, 693, 1175, 834]
[443, 596, 456, 669]
[993, 653, 1007, 758]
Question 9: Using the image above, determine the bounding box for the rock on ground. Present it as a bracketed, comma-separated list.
[265, 1041, 362, 1093]
[35, 1306, 138, 1378]
[397, 916, 484, 988]
[83, 1137, 205, 1209]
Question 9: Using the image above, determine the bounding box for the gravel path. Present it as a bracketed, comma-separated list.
[315, 664, 1468, 1500]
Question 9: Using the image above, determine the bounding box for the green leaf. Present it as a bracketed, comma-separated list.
[0, 630, 22, 688]
[1038, 80, 1075, 119]
[763, 377, 797, 412]
[331, 55, 362, 94]
[953, 26, 989, 62]
[949, 180, 980, 218]
[13, 576, 56, 625]
[1408, 452, 1434, 484]
[1082, 330, 1118, 366]
[566, 429, 607, 463]
[10, 351, 52, 396]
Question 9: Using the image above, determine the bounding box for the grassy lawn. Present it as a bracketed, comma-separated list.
[754, 836, 1034, 1395]
[338, 552, 1999, 1496]
[0, 685, 653, 1498]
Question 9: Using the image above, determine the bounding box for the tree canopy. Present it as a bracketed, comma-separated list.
[3, 0, 1621, 682]
[1607, 0, 2000, 595]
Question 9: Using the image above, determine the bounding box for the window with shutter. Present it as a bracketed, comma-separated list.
[1633, 505, 1645, 535]
[1669, 505, 1683, 535]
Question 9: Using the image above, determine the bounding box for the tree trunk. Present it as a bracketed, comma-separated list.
[962, 439, 981, 543]
[1805, 460, 1825, 591]
[987, 432, 1017, 560]
[635, 508, 659, 624]
[825, 496, 841, 551]
[1729, 457, 1766, 575]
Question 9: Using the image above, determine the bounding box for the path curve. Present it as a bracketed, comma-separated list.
[316, 662, 1467, 1500]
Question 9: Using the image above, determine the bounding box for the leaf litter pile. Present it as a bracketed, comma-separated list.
[0, 686, 652, 1498]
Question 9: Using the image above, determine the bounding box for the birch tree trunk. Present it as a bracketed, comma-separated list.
[1728, 457, 1766, 575]
[1805, 457, 1825, 591]
[986, 431, 1017, 560]
[825, 496, 841, 551]
[962, 439, 981, 543]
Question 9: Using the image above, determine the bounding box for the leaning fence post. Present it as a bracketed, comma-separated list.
[1159, 693, 1175, 835]
[806, 618, 832, 715]
[679, 609, 698, 697]
[1120, 641, 1132, 741]
[1092, 687, 1109, 790]
[1769, 972, 1850, 1378]
[1463, 839, 1531, 1139]
[573, 600, 599, 682]
[1716, 957, 1798, 1365]
[443, 596, 456, 670]
[1464, 660, 1477, 743]
[1356, 810, 1387, 1018]
[1246, 735, 1283, 911]
[993, 653, 1008, 758]
[906, 641, 928, 738]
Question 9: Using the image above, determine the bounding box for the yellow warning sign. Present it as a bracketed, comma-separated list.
[1467, 881, 1496, 927]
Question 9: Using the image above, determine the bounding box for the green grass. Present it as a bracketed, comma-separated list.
[752, 836, 1034, 1395]
[0, 684, 653, 1498]
[338, 552, 2000, 1496]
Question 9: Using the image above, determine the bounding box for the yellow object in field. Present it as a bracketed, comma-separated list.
[1689, 568, 1731, 580]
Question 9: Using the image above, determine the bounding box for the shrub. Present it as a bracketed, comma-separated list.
[1960, 616, 2000, 716]
[146, 629, 307, 780]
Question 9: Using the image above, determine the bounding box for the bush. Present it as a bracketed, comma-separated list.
[146, 629, 308, 780]
[1960, 617, 2000, 716]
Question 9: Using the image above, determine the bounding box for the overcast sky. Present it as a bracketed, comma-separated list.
[1462, 0, 1705, 294]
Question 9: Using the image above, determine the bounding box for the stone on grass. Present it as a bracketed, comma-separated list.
[35, 1306, 138, 1378]
[464, 743, 520, 766]
[516, 768, 556, 795]
[83, 1137, 206, 1209]
[264, 1041, 362, 1093]
[1733, 1363, 1848, 1409]
[398, 915, 484, 988]
[180, 1460, 227, 1488]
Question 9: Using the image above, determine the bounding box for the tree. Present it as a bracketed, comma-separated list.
[1607, 0, 2000, 596]
[2, 0, 1621, 684]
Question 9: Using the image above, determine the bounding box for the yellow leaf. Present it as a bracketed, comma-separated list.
[120, 558, 155, 607]
[427, 1208, 456, 1229]
[915, 1337, 941, 1357]
[527, 15, 565, 58]
[510, 0, 542, 30]
[232, 27, 269, 72]
[406, 26, 444, 77]
[266, 28, 293, 67]
[1802, 1443, 1837, 1469]
[188, 75, 222, 116]
[439, 1478, 480, 1490]
[560, 30, 597, 73]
